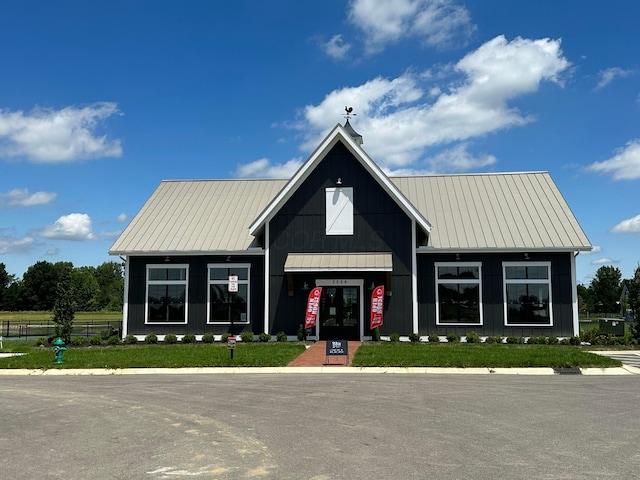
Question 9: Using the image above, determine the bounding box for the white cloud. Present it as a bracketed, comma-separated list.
[595, 67, 633, 90]
[611, 214, 640, 234]
[348, 0, 475, 54]
[36, 213, 98, 241]
[0, 188, 56, 206]
[299, 35, 569, 170]
[581, 245, 602, 255]
[323, 34, 352, 60]
[0, 102, 123, 163]
[591, 257, 619, 266]
[586, 140, 640, 180]
[427, 144, 497, 172]
[0, 228, 35, 254]
[116, 213, 129, 223]
[234, 157, 303, 178]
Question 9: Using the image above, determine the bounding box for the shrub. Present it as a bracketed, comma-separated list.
[505, 336, 524, 344]
[446, 333, 461, 343]
[201, 333, 215, 344]
[71, 336, 86, 346]
[569, 336, 581, 346]
[221, 333, 232, 343]
[89, 335, 103, 346]
[276, 331, 287, 342]
[107, 335, 121, 345]
[164, 334, 178, 344]
[99, 329, 114, 340]
[34, 337, 49, 347]
[428, 333, 440, 343]
[182, 334, 196, 344]
[485, 336, 503, 344]
[297, 324, 307, 341]
[258, 332, 271, 342]
[527, 336, 548, 345]
[372, 327, 381, 342]
[465, 331, 481, 343]
[389, 332, 400, 342]
[124, 335, 138, 345]
[144, 333, 158, 344]
[408, 333, 421, 343]
[559, 338, 570, 345]
[548, 336, 559, 345]
[240, 331, 254, 343]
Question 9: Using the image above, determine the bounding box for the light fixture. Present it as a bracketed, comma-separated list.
[369, 281, 375, 291]
[455, 253, 460, 261]
[336, 177, 342, 185]
[164, 256, 170, 263]
[524, 253, 530, 260]
[301, 282, 310, 291]
[226, 255, 231, 262]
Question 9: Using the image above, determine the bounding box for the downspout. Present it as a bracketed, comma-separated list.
[121, 256, 130, 338]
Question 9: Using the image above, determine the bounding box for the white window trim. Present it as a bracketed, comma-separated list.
[145, 264, 189, 325]
[502, 261, 553, 327]
[207, 263, 251, 325]
[435, 262, 483, 326]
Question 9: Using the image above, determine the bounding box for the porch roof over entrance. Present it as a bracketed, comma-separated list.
[284, 253, 393, 272]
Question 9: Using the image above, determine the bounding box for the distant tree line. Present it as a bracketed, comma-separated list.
[578, 265, 640, 323]
[0, 260, 123, 312]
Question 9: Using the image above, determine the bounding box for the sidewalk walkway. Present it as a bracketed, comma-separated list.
[288, 341, 361, 367]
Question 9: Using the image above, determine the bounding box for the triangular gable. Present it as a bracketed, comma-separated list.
[248, 123, 432, 237]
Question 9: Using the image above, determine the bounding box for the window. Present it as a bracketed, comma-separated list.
[503, 262, 552, 326]
[208, 264, 250, 324]
[146, 265, 188, 324]
[326, 187, 353, 235]
[435, 263, 482, 325]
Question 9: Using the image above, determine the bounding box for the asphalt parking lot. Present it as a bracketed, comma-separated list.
[1, 374, 640, 479]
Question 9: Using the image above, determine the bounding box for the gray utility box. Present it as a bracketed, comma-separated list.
[599, 318, 625, 336]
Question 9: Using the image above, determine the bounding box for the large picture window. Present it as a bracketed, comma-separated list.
[435, 263, 482, 325]
[146, 265, 188, 324]
[208, 264, 250, 324]
[503, 262, 552, 326]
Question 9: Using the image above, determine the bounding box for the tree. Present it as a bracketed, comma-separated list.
[589, 266, 622, 315]
[628, 264, 640, 323]
[53, 268, 75, 343]
[71, 267, 100, 311]
[0, 263, 14, 309]
[22, 261, 59, 310]
[94, 261, 124, 311]
[577, 283, 592, 314]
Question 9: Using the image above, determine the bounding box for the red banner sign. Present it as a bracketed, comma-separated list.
[370, 285, 385, 329]
[305, 287, 322, 329]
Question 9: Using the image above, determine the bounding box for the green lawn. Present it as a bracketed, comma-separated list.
[0, 341, 622, 370]
[352, 342, 621, 368]
[0, 343, 307, 369]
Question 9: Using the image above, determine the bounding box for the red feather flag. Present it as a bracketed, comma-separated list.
[370, 285, 384, 329]
[304, 287, 322, 329]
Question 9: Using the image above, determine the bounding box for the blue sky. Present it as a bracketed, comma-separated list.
[1, 0, 639, 285]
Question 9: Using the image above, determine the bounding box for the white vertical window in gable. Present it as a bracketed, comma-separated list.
[326, 187, 353, 235]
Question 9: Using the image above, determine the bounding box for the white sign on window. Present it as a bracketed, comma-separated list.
[228, 275, 238, 292]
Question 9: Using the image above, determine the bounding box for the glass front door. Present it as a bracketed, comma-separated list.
[319, 286, 360, 340]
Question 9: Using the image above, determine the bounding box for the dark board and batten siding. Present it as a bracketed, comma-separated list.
[416, 252, 575, 337]
[268, 141, 414, 337]
[126, 255, 264, 337]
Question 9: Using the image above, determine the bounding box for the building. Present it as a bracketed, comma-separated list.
[109, 121, 592, 341]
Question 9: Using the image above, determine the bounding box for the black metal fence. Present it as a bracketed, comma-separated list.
[1, 320, 122, 339]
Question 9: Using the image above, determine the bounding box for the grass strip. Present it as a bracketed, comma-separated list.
[351, 343, 622, 368]
[0, 343, 306, 370]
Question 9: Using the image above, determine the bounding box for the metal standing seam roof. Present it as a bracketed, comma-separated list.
[109, 172, 591, 255]
[284, 253, 393, 272]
